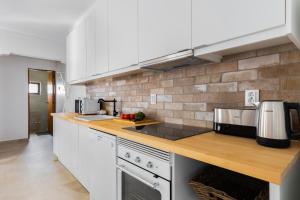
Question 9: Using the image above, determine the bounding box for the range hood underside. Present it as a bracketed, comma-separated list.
[140, 50, 211, 71]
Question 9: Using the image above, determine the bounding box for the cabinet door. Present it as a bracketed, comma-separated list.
[86, 9, 96, 77]
[94, 0, 109, 75]
[75, 21, 87, 80]
[66, 30, 76, 82]
[192, 0, 286, 48]
[90, 130, 116, 200]
[53, 118, 63, 158]
[67, 22, 87, 81]
[109, 0, 138, 71]
[66, 34, 71, 82]
[139, 0, 191, 62]
[58, 120, 69, 166]
[70, 123, 79, 177]
[59, 120, 78, 176]
[78, 125, 92, 191]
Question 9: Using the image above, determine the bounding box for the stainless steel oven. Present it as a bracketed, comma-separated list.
[117, 138, 172, 200]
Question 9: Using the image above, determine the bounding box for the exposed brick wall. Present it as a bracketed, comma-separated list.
[86, 43, 300, 128]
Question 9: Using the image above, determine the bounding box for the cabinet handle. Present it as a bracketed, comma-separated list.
[97, 135, 103, 140]
[128, 64, 138, 67]
[177, 49, 190, 53]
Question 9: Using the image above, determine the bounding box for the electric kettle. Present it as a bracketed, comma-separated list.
[254, 101, 300, 148]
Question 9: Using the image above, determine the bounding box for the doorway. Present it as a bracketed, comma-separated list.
[28, 69, 56, 138]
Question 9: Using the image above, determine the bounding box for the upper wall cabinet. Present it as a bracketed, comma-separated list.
[67, 0, 300, 84]
[192, 0, 286, 48]
[86, 8, 96, 77]
[94, 0, 109, 75]
[109, 0, 138, 71]
[66, 31, 74, 83]
[67, 21, 87, 82]
[138, 0, 192, 62]
[193, 0, 300, 60]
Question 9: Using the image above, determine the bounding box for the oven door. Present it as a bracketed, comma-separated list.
[117, 159, 171, 200]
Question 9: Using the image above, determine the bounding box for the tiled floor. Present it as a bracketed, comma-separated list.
[0, 134, 89, 200]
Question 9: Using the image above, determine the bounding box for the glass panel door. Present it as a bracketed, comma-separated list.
[122, 172, 162, 200]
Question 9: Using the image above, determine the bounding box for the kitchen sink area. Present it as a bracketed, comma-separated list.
[74, 115, 117, 122]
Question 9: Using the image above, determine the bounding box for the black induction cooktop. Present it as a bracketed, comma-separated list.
[123, 123, 212, 141]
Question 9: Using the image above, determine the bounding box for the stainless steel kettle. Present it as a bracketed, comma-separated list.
[254, 101, 300, 148]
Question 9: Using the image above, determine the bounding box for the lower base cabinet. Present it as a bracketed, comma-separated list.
[54, 118, 79, 176]
[53, 119, 117, 200]
[78, 125, 93, 191]
[89, 129, 117, 200]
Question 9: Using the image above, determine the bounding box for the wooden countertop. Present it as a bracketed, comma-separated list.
[52, 113, 300, 185]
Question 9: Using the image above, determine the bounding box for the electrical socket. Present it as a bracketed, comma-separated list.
[150, 94, 157, 105]
[245, 90, 259, 106]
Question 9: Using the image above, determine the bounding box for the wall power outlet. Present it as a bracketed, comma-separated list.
[150, 94, 157, 105]
[245, 90, 259, 106]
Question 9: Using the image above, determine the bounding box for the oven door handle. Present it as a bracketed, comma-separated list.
[117, 165, 160, 190]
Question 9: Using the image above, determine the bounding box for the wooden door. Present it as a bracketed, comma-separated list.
[47, 71, 56, 134]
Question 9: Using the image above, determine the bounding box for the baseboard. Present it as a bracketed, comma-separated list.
[0, 138, 29, 144]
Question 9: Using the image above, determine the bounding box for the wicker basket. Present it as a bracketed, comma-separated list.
[189, 166, 269, 200]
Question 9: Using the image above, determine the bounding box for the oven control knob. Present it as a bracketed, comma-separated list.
[147, 161, 154, 169]
[125, 152, 131, 158]
[135, 157, 141, 163]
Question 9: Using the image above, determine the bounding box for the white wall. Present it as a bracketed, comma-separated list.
[0, 28, 65, 63]
[64, 85, 87, 113]
[54, 62, 87, 113]
[0, 55, 65, 141]
[55, 63, 67, 113]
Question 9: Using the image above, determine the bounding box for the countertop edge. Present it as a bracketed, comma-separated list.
[51, 113, 300, 185]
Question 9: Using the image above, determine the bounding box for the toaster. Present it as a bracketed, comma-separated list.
[213, 108, 257, 138]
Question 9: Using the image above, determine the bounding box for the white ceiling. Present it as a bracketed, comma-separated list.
[0, 0, 96, 42]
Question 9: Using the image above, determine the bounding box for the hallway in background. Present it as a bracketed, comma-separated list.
[29, 69, 55, 135]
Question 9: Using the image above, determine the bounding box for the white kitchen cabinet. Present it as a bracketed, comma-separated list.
[94, 0, 109, 75]
[53, 118, 63, 158]
[66, 34, 72, 83]
[66, 30, 76, 82]
[54, 118, 79, 177]
[108, 0, 138, 71]
[138, 0, 191, 62]
[192, 0, 286, 48]
[55, 118, 69, 165]
[193, 0, 300, 60]
[75, 21, 87, 80]
[63, 120, 79, 177]
[89, 129, 117, 200]
[54, 119, 92, 191]
[67, 21, 87, 81]
[77, 125, 92, 191]
[86, 9, 96, 77]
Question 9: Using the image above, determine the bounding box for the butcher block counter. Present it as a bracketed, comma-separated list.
[52, 113, 300, 185]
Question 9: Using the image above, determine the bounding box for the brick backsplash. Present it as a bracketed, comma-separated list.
[86, 43, 300, 128]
